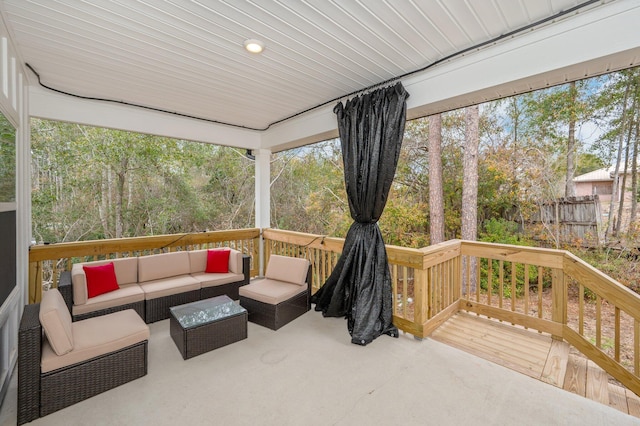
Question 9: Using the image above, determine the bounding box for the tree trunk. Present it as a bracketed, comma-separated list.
[630, 117, 639, 228]
[99, 169, 109, 237]
[614, 93, 636, 237]
[462, 105, 480, 241]
[565, 81, 577, 197]
[115, 158, 128, 238]
[605, 81, 631, 241]
[428, 114, 445, 244]
[462, 105, 480, 292]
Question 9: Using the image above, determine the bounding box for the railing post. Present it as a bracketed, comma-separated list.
[551, 267, 566, 340]
[413, 268, 427, 331]
[253, 235, 261, 277]
[28, 261, 42, 304]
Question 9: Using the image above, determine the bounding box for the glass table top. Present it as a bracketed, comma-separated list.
[170, 295, 246, 329]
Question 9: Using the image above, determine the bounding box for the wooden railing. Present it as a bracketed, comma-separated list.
[264, 230, 640, 396]
[28, 228, 261, 303]
[262, 228, 449, 336]
[28, 227, 640, 395]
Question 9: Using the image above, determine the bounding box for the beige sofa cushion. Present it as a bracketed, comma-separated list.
[188, 248, 243, 274]
[72, 283, 145, 316]
[71, 257, 138, 306]
[138, 252, 191, 283]
[239, 278, 307, 305]
[265, 255, 310, 285]
[138, 275, 200, 300]
[41, 309, 150, 373]
[191, 271, 244, 288]
[39, 289, 74, 356]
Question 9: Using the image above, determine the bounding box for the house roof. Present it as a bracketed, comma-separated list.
[573, 166, 635, 182]
[2, 1, 640, 151]
[574, 168, 613, 182]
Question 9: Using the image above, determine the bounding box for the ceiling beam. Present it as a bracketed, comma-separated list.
[29, 86, 261, 149]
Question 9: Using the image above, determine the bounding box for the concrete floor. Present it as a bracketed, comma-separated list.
[2, 310, 639, 426]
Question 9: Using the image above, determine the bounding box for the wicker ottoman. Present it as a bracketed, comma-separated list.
[169, 295, 247, 360]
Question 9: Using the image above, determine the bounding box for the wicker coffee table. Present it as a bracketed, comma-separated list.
[169, 295, 248, 360]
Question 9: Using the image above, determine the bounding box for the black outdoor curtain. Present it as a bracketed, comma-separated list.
[311, 82, 409, 345]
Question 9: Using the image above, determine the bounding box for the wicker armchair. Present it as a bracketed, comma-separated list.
[239, 255, 312, 330]
[18, 289, 149, 425]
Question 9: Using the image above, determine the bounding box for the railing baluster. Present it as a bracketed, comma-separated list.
[596, 295, 602, 348]
[464, 255, 470, 299]
[511, 261, 516, 313]
[392, 264, 398, 316]
[635, 319, 639, 376]
[524, 264, 529, 318]
[487, 259, 492, 307]
[615, 307, 620, 362]
[498, 260, 504, 309]
[427, 265, 433, 319]
[537, 266, 543, 319]
[579, 283, 584, 336]
[475, 258, 480, 304]
[402, 266, 408, 319]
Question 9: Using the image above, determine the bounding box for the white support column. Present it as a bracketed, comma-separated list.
[254, 148, 271, 276]
[18, 76, 30, 306]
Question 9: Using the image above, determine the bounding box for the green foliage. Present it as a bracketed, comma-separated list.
[478, 258, 552, 299]
[575, 153, 605, 176]
[479, 219, 529, 245]
[477, 221, 545, 298]
[30, 119, 255, 243]
[379, 197, 429, 248]
[29, 65, 640, 269]
[569, 246, 640, 294]
[270, 140, 351, 236]
[0, 112, 15, 202]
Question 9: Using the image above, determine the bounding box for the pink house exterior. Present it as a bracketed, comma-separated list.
[573, 167, 634, 203]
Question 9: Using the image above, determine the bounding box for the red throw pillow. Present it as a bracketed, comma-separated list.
[206, 249, 230, 273]
[83, 262, 119, 298]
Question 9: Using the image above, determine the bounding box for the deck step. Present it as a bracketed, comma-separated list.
[540, 339, 570, 387]
[563, 354, 587, 396]
[609, 383, 629, 413]
[586, 361, 610, 405]
[430, 312, 551, 380]
[430, 312, 640, 419]
[626, 389, 640, 417]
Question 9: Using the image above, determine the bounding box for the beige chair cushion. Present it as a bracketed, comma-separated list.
[239, 278, 307, 305]
[138, 252, 190, 283]
[71, 257, 138, 306]
[41, 309, 150, 373]
[191, 272, 245, 288]
[188, 248, 243, 274]
[39, 289, 74, 356]
[72, 283, 145, 316]
[265, 255, 310, 286]
[138, 275, 200, 300]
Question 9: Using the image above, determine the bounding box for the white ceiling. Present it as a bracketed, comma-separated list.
[0, 0, 609, 132]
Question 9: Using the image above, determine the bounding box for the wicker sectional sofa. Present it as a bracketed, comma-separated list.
[58, 249, 250, 323]
[18, 289, 150, 425]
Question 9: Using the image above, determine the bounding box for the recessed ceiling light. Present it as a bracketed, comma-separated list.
[244, 39, 265, 54]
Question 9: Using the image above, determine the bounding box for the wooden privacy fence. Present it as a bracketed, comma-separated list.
[530, 195, 601, 245]
[27, 228, 261, 304]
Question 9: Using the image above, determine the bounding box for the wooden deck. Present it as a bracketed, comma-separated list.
[430, 312, 640, 419]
